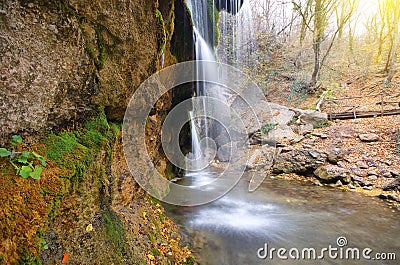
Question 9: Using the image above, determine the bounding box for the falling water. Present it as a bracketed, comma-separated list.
[185, 0, 249, 179]
[185, 0, 217, 177]
[187, 111, 201, 168]
[218, 0, 254, 69]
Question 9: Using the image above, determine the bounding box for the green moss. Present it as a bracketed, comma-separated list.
[156, 9, 167, 55]
[85, 44, 97, 62]
[103, 209, 131, 260]
[97, 46, 108, 69]
[96, 32, 108, 70]
[58, 0, 86, 23]
[44, 132, 92, 181]
[207, 0, 220, 47]
[44, 132, 79, 164]
[313, 120, 332, 129]
[43, 108, 113, 182]
[166, 163, 175, 180]
[185, 256, 196, 265]
[109, 123, 122, 142]
[17, 251, 41, 265]
[85, 109, 109, 133]
[260, 122, 279, 135]
[12, 109, 118, 265]
[184, 2, 193, 25]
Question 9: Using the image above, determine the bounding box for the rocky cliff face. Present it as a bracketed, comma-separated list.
[0, 0, 193, 141]
[0, 0, 195, 264]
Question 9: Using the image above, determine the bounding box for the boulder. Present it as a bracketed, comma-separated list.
[382, 178, 400, 191]
[272, 148, 326, 174]
[314, 165, 351, 183]
[267, 125, 298, 141]
[215, 131, 230, 148]
[378, 194, 400, 202]
[347, 183, 356, 189]
[351, 176, 373, 186]
[268, 103, 297, 125]
[325, 125, 355, 138]
[358, 134, 379, 142]
[246, 146, 275, 171]
[326, 148, 344, 164]
[298, 110, 328, 126]
[217, 142, 237, 162]
[298, 123, 314, 135]
[349, 167, 367, 177]
[382, 171, 393, 178]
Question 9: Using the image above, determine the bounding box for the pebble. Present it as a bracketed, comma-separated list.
[390, 170, 400, 177]
[336, 180, 343, 186]
[313, 133, 328, 139]
[383, 172, 392, 178]
[356, 161, 368, 169]
[368, 175, 378, 181]
[363, 186, 373, 190]
[347, 183, 356, 189]
[367, 169, 379, 176]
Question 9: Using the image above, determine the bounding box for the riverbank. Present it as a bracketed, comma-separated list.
[243, 114, 400, 210]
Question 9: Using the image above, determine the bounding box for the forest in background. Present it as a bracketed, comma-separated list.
[218, 0, 399, 112]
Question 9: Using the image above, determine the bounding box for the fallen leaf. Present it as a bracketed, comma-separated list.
[62, 252, 68, 264]
[147, 254, 155, 260]
[86, 224, 93, 232]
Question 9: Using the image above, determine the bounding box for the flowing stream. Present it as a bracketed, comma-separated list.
[165, 173, 399, 265]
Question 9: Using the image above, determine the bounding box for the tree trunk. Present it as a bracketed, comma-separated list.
[385, 1, 399, 82]
[348, 22, 354, 52]
[310, 0, 323, 89]
[310, 41, 320, 87]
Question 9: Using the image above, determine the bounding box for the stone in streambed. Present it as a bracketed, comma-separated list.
[351, 176, 373, 187]
[382, 178, 400, 191]
[347, 183, 356, 189]
[272, 148, 326, 174]
[314, 165, 350, 183]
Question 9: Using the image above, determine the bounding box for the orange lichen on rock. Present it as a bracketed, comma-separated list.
[0, 157, 66, 264]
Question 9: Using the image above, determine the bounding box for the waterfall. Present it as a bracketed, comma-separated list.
[218, 0, 254, 69]
[185, 0, 249, 179]
[185, 0, 216, 176]
[187, 111, 201, 170]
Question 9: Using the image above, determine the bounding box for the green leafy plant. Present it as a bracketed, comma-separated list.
[0, 135, 46, 180]
[41, 239, 49, 250]
[313, 120, 332, 129]
[288, 80, 308, 103]
[260, 122, 279, 135]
